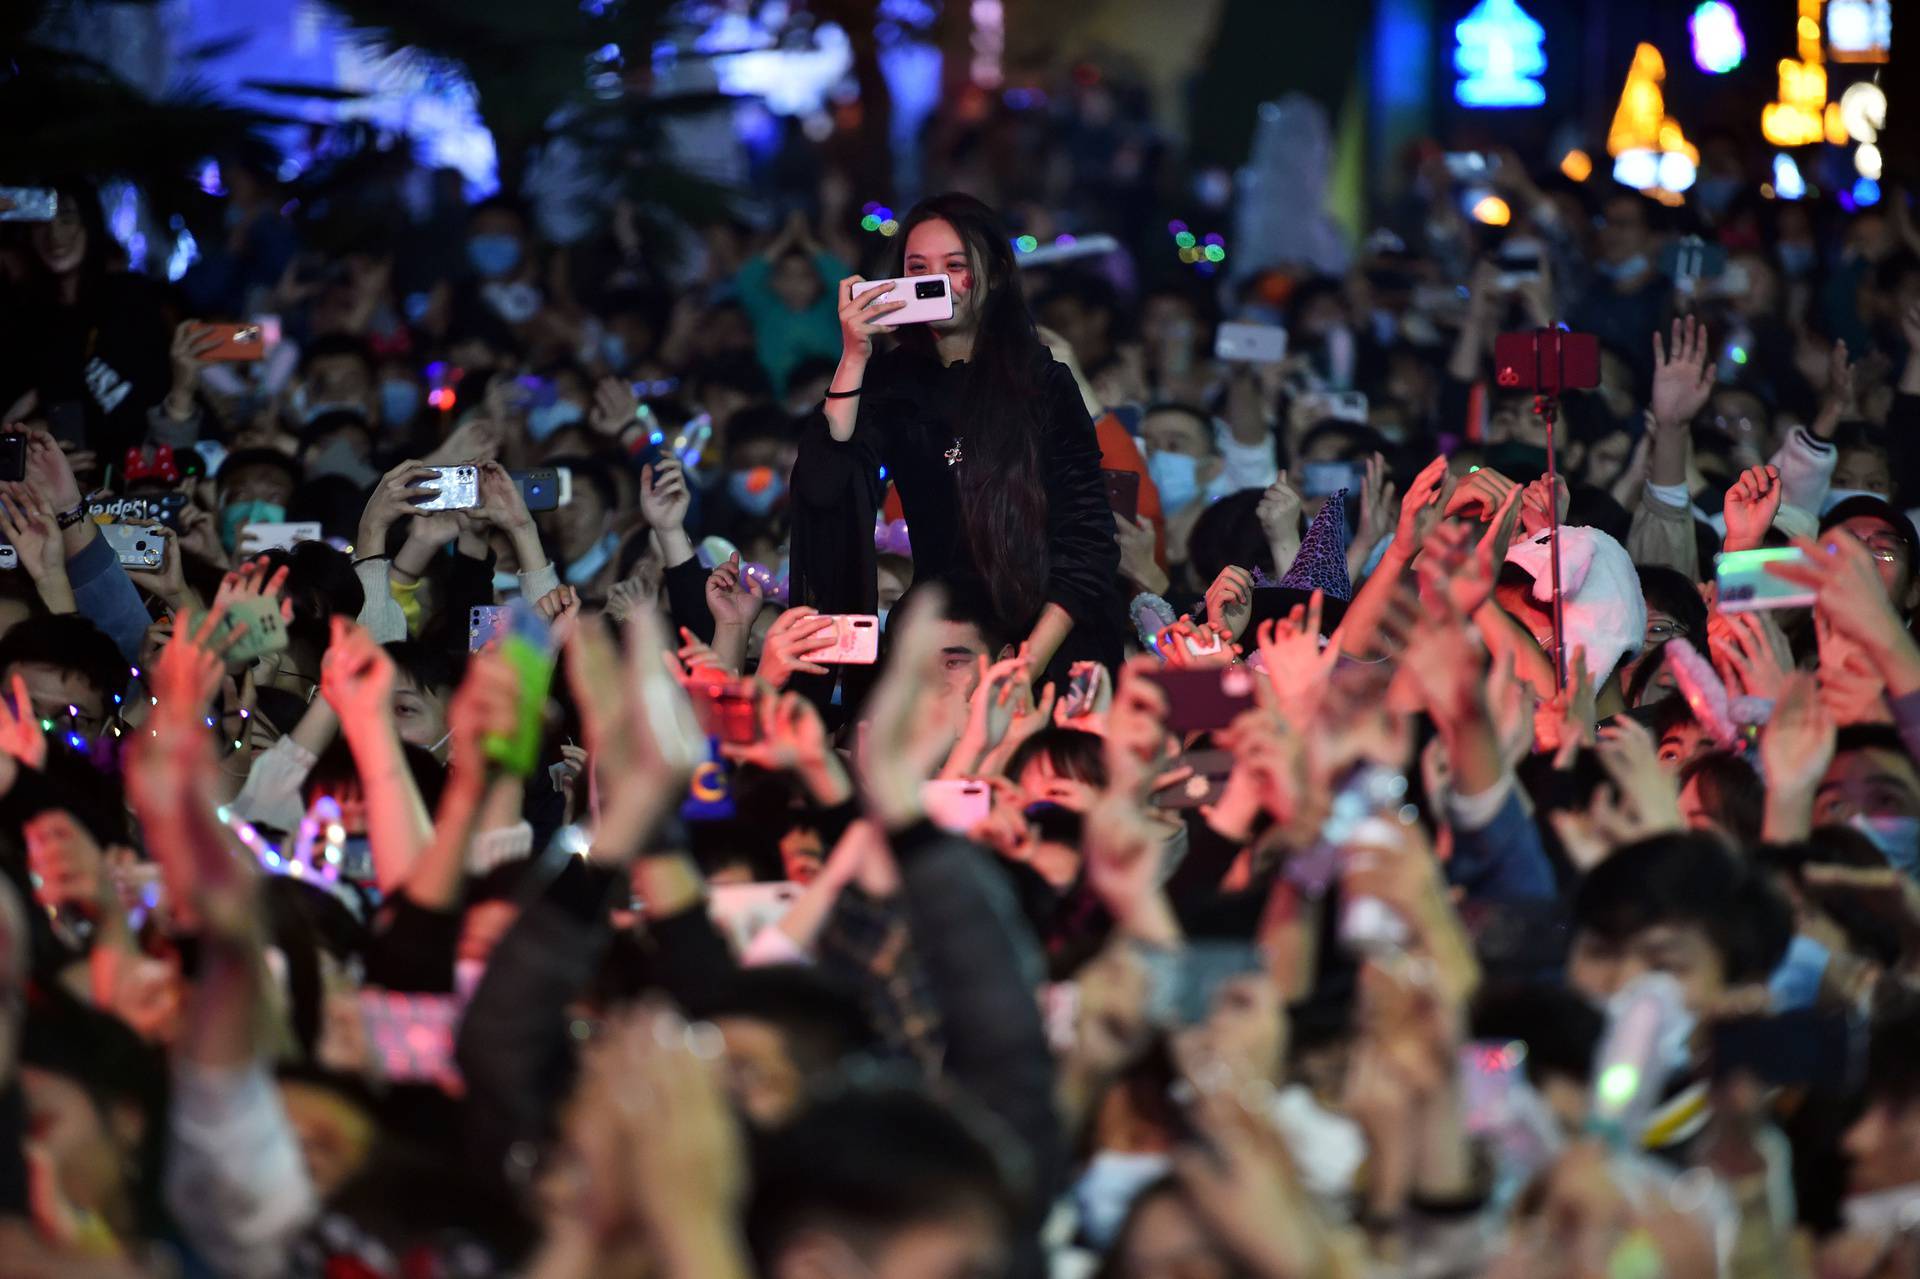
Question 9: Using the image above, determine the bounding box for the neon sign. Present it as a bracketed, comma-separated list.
[1607, 44, 1699, 195]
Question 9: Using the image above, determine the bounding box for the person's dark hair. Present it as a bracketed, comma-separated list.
[726, 403, 799, 453]
[303, 737, 446, 815]
[1092, 1178, 1238, 1279]
[217, 447, 303, 499]
[895, 192, 1052, 629]
[688, 965, 875, 1072]
[893, 578, 1015, 660]
[1571, 832, 1793, 984]
[1636, 565, 1709, 641]
[746, 1080, 1024, 1268]
[20, 984, 171, 1236]
[0, 614, 129, 703]
[1676, 750, 1765, 849]
[299, 333, 376, 380]
[1566, 484, 1631, 543]
[689, 350, 774, 402]
[785, 355, 838, 392]
[268, 539, 365, 633]
[384, 640, 463, 699]
[1834, 723, 1916, 765]
[1471, 982, 1606, 1088]
[23, 179, 113, 300]
[3, 744, 131, 849]
[1644, 685, 1699, 738]
[1185, 489, 1271, 583]
[1141, 402, 1216, 452]
[1758, 829, 1903, 969]
[1866, 986, 1920, 1110]
[1005, 727, 1108, 790]
[542, 454, 617, 513]
[1293, 421, 1390, 467]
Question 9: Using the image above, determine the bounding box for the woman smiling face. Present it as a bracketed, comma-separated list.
[903, 216, 980, 334]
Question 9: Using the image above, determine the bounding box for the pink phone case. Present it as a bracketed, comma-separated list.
[804, 614, 881, 664]
[848, 274, 955, 326]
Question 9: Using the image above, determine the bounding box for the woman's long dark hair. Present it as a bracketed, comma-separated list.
[894, 193, 1051, 629]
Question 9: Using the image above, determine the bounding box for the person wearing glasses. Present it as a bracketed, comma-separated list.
[0, 615, 129, 743]
[1822, 495, 1920, 617]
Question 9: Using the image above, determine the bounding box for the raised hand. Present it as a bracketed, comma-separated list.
[1593, 716, 1684, 838]
[836, 275, 907, 362]
[1707, 609, 1793, 700]
[1256, 470, 1303, 568]
[1650, 314, 1718, 431]
[1204, 564, 1256, 643]
[1721, 464, 1782, 553]
[1054, 660, 1113, 732]
[319, 616, 396, 725]
[1115, 511, 1169, 595]
[1394, 454, 1455, 548]
[1767, 531, 1914, 663]
[534, 584, 582, 650]
[587, 376, 639, 437]
[705, 553, 766, 632]
[0, 482, 68, 595]
[720, 687, 850, 805]
[1516, 473, 1568, 538]
[1254, 590, 1338, 723]
[755, 605, 834, 689]
[857, 588, 968, 827]
[0, 673, 46, 772]
[1759, 671, 1836, 804]
[1811, 339, 1855, 440]
[1533, 646, 1597, 764]
[213, 554, 294, 622]
[165, 320, 223, 418]
[1442, 465, 1518, 523]
[1348, 452, 1397, 579]
[356, 458, 435, 552]
[444, 648, 522, 784]
[151, 603, 246, 719]
[639, 457, 692, 533]
[1172, 1086, 1338, 1279]
[474, 460, 536, 538]
[22, 432, 80, 514]
[605, 575, 659, 624]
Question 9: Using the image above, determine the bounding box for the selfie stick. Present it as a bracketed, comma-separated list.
[1529, 330, 1569, 693]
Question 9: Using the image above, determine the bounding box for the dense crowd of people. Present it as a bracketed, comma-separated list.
[6, 109, 1920, 1279]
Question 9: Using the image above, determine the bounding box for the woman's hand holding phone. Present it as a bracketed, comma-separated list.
[836, 274, 908, 363]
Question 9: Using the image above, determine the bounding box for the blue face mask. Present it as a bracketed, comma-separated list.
[220, 500, 286, 552]
[467, 233, 522, 278]
[565, 533, 617, 587]
[1147, 450, 1201, 514]
[527, 400, 585, 441]
[601, 333, 628, 371]
[379, 379, 421, 427]
[727, 467, 786, 516]
[1778, 243, 1818, 276]
[1849, 813, 1920, 879]
[1768, 933, 1830, 1010]
[1599, 253, 1649, 283]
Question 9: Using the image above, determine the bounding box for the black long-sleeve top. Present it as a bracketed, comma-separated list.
[791, 345, 1123, 672]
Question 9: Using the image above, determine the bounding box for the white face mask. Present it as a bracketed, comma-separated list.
[1844, 1182, 1920, 1241]
[1071, 1151, 1170, 1249]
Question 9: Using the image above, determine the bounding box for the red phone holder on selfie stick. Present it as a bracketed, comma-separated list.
[1493, 328, 1602, 692]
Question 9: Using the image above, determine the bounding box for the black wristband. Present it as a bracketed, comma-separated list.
[823, 385, 863, 400]
[55, 504, 87, 530]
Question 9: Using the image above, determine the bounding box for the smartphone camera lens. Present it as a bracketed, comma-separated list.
[915, 280, 943, 299]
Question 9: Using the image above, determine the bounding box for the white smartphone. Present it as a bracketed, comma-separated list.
[708, 882, 801, 954]
[100, 523, 168, 570]
[803, 614, 882, 664]
[417, 465, 479, 511]
[923, 779, 993, 834]
[237, 521, 322, 555]
[848, 274, 955, 327]
[0, 544, 16, 570]
[1214, 321, 1288, 363]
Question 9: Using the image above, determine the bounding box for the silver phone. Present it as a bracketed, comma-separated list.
[100, 523, 168, 570]
[417, 465, 479, 511]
